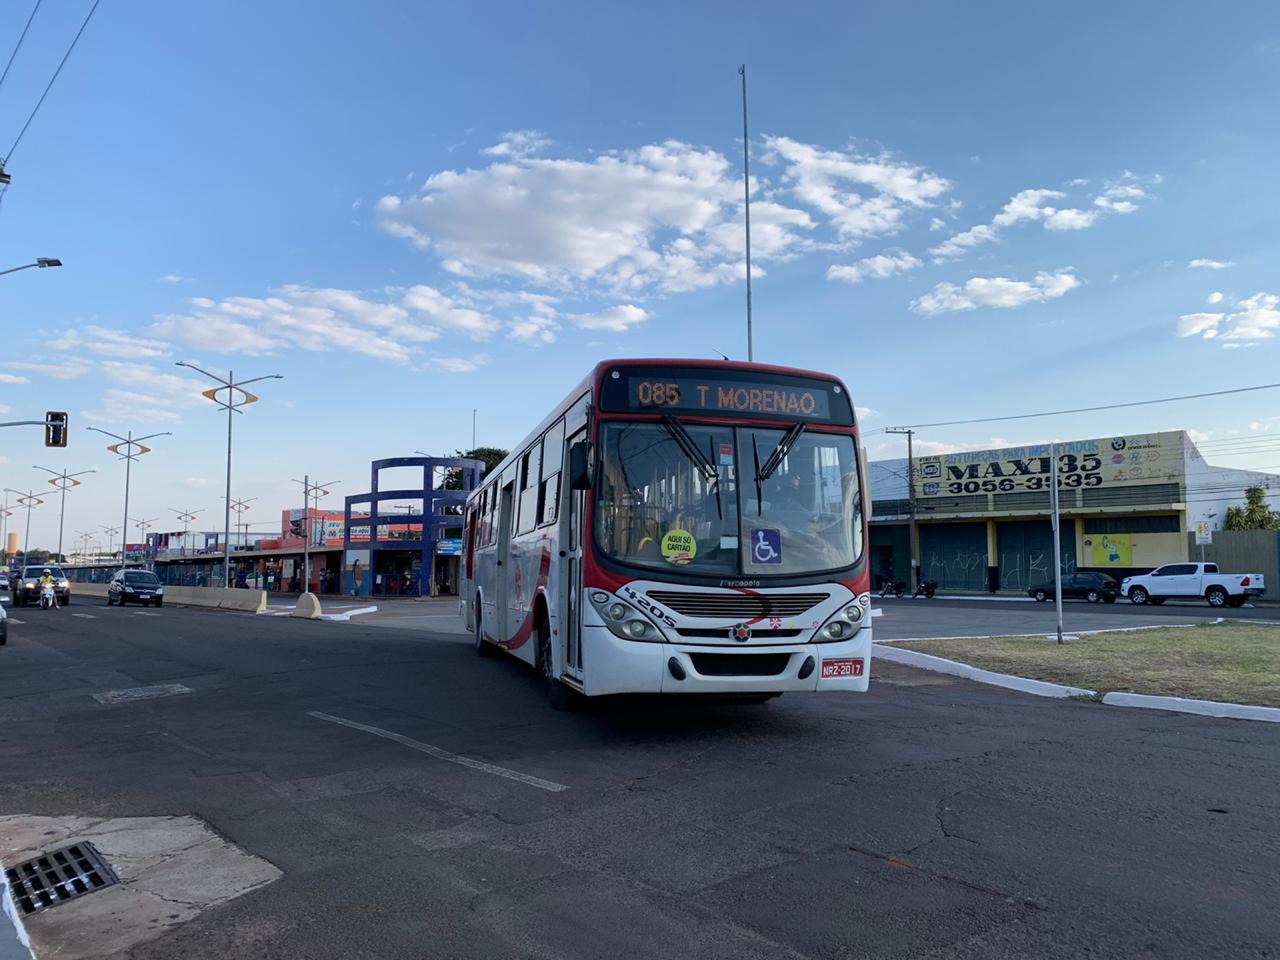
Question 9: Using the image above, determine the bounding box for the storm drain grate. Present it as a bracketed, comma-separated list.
[5, 842, 119, 915]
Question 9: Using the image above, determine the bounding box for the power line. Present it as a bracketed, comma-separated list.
[0, 0, 41, 97]
[886, 381, 1280, 431]
[3, 0, 100, 165]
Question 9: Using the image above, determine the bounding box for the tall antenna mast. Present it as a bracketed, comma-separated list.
[739, 63, 754, 362]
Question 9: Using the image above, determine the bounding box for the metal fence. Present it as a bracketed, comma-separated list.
[1187, 529, 1280, 591]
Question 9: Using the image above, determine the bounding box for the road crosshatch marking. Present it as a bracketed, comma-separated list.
[307, 710, 569, 793]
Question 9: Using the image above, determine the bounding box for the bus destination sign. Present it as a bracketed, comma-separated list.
[602, 367, 852, 424]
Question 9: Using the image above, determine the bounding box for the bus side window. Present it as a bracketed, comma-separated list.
[517, 441, 542, 536]
[540, 419, 565, 526]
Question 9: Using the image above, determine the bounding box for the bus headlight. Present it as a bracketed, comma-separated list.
[588, 590, 664, 643]
[816, 601, 866, 643]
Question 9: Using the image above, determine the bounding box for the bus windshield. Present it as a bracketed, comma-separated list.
[596, 421, 863, 577]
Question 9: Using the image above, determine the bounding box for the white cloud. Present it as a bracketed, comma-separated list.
[855, 406, 878, 420]
[1207, 291, 1224, 305]
[81, 361, 223, 427]
[763, 135, 949, 239]
[508, 306, 561, 344]
[82, 389, 184, 425]
[3, 360, 92, 380]
[1176, 312, 1223, 339]
[377, 134, 952, 298]
[827, 251, 921, 284]
[481, 130, 551, 158]
[52, 325, 171, 359]
[568, 304, 649, 331]
[402, 284, 500, 339]
[378, 140, 788, 295]
[427, 354, 491, 374]
[928, 217, 947, 232]
[0, 373, 30, 384]
[149, 284, 485, 361]
[160, 274, 190, 284]
[931, 176, 1150, 261]
[910, 270, 1080, 315]
[1189, 259, 1234, 270]
[1176, 292, 1280, 344]
[182, 477, 215, 488]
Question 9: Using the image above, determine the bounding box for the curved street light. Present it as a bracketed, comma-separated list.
[87, 426, 171, 566]
[34, 465, 95, 561]
[176, 362, 283, 587]
[0, 257, 61, 277]
[3, 487, 43, 567]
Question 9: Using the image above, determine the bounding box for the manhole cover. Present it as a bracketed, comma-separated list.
[5, 842, 119, 915]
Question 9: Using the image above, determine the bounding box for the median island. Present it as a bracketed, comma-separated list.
[894, 621, 1280, 707]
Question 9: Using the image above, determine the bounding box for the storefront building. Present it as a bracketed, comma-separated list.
[870, 431, 1280, 592]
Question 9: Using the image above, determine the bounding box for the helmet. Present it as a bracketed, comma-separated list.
[42, 568, 51, 574]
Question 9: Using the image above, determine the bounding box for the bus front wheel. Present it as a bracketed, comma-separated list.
[538, 619, 575, 712]
[475, 608, 493, 658]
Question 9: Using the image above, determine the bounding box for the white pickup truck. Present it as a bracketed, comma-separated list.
[1121, 563, 1266, 608]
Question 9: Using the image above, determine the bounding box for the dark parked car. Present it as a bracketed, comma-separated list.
[107, 569, 164, 607]
[1027, 572, 1119, 604]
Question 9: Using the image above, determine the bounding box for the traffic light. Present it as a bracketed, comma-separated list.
[45, 411, 68, 448]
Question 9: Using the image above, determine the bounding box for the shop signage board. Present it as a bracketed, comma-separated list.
[915, 432, 1184, 500]
[1194, 521, 1213, 546]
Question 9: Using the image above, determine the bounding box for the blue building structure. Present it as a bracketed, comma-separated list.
[342, 455, 483, 597]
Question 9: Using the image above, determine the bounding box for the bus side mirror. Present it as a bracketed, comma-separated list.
[569, 441, 594, 490]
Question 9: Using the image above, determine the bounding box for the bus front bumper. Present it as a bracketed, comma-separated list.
[581, 625, 871, 696]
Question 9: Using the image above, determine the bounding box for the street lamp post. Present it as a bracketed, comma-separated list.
[169, 507, 204, 556]
[75, 530, 94, 562]
[100, 524, 121, 561]
[87, 427, 171, 570]
[4, 488, 43, 568]
[176, 363, 283, 588]
[135, 518, 158, 568]
[292, 476, 339, 593]
[0, 257, 62, 278]
[34, 465, 95, 561]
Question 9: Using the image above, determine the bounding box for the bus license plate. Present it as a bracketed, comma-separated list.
[821, 658, 863, 678]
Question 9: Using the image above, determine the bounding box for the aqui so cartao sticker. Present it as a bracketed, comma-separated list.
[661, 528, 697, 565]
[750, 528, 782, 564]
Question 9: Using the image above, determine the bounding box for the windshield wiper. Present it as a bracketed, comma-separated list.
[756, 422, 806, 482]
[660, 415, 722, 519]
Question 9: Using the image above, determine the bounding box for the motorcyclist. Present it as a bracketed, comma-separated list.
[38, 568, 58, 607]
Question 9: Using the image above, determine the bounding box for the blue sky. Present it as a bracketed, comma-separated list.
[2, 0, 1279, 549]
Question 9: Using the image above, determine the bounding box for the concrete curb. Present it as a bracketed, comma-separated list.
[872, 643, 1096, 699]
[1100, 692, 1280, 723]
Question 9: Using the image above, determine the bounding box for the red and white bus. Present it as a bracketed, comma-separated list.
[459, 359, 870, 707]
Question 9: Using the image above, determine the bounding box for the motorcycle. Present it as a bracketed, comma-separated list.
[39, 582, 58, 610]
[878, 578, 905, 599]
[912, 579, 938, 600]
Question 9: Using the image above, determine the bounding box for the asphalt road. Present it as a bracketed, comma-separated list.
[2, 601, 1278, 959]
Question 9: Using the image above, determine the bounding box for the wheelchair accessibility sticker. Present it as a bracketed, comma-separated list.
[750, 528, 782, 564]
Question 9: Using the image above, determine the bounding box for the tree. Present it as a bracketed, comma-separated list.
[454, 447, 509, 482]
[1224, 485, 1280, 532]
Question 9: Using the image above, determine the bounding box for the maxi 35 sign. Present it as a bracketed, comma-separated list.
[914, 432, 1182, 498]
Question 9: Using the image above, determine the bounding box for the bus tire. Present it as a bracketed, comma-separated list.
[538, 617, 575, 712]
[474, 608, 493, 657]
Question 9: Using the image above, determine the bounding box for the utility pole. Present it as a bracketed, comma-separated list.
[472, 408, 477, 452]
[739, 64, 753, 362]
[885, 428, 918, 588]
[3, 488, 42, 567]
[292, 476, 339, 594]
[1049, 442, 1064, 644]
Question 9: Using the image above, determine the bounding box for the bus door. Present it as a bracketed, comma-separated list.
[495, 478, 516, 644]
[560, 428, 587, 680]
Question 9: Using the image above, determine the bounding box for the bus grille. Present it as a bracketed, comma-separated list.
[646, 591, 828, 619]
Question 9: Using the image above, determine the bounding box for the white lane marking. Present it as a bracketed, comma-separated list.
[94, 683, 194, 704]
[8, 618, 24, 624]
[307, 710, 568, 793]
[318, 605, 378, 622]
[71, 612, 98, 619]
[134, 611, 162, 616]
